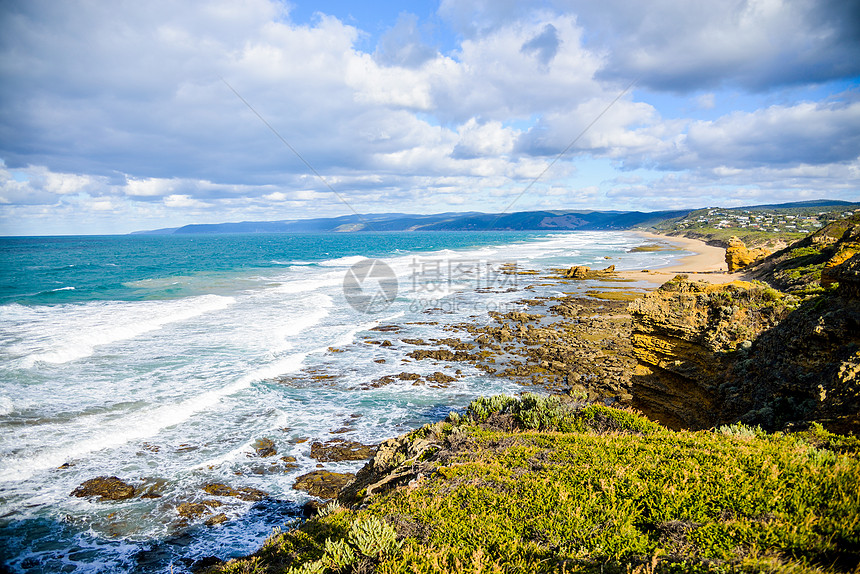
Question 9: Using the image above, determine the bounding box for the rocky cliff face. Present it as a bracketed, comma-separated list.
[630, 215, 860, 434]
[629, 278, 788, 429]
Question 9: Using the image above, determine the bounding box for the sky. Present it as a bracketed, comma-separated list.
[1, 0, 859, 235]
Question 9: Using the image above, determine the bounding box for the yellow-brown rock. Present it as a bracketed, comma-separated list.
[628, 278, 781, 429]
[725, 236, 770, 272]
[566, 265, 590, 279]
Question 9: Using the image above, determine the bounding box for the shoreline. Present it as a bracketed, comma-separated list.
[621, 230, 744, 285]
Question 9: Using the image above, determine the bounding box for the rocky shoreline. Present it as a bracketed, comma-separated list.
[68, 217, 860, 573]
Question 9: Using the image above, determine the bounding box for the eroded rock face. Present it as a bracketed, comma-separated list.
[71, 476, 135, 501]
[822, 253, 860, 298]
[725, 236, 770, 272]
[629, 270, 860, 433]
[628, 278, 784, 429]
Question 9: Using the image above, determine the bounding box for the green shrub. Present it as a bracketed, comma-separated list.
[348, 516, 400, 559]
[716, 422, 763, 439]
[321, 537, 356, 569]
[466, 394, 518, 422]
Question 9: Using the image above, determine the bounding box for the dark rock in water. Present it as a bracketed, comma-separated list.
[293, 470, 354, 499]
[251, 437, 277, 458]
[204, 514, 228, 527]
[71, 476, 135, 500]
[201, 483, 268, 501]
[176, 500, 222, 519]
[427, 371, 456, 386]
[310, 439, 376, 462]
[138, 477, 167, 499]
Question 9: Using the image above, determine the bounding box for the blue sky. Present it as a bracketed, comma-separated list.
[1, 0, 859, 235]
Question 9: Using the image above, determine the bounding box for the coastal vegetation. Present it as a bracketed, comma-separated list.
[210, 396, 860, 574]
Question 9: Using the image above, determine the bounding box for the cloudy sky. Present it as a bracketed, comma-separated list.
[1, 0, 858, 235]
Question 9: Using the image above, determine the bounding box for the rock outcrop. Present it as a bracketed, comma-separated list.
[725, 236, 770, 272]
[630, 217, 860, 433]
[71, 476, 135, 501]
[750, 212, 860, 294]
[629, 278, 786, 429]
[293, 471, 355, 500]
[202, 483, 268, 501]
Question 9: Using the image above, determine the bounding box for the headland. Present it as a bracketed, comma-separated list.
[199, 215, 860, 573]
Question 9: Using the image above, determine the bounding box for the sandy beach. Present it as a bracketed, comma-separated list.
[620, 231, 745, 285]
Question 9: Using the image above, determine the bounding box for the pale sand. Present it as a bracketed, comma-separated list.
[619, 231, 745, 285]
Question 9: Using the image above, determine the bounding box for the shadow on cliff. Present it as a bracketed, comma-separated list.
[629, 261, 860, 434]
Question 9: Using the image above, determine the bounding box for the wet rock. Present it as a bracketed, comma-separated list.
[71, 476, 135, 501]
[138, 478, 167, 499]
[204, 514, 228, 527]
[201, 483, 268, 502]
[251, 437, 277, 458]
[427, 371, 456, 386]
[370, 324, 402, 332]
[310, 439, 376, 462]
[293, 471, 355, 499]
[177, 500, 222, 519]
[406, 348, 478, 361]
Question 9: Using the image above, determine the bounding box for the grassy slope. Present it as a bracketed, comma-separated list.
[212, 398, 860, 574]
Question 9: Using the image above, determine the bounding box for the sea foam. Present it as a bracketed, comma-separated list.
[12, 294, 235, 368]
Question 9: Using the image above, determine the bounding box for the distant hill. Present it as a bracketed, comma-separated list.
[132, 200, 859, 235]
[132, 209, 690, 234]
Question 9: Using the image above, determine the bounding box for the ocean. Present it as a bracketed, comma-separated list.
[0, 230, 686, 573]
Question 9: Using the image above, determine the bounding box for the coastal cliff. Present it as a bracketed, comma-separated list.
[630, 214, 860, 433]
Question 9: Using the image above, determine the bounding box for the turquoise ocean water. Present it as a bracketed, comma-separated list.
[0, 231, 687, 573]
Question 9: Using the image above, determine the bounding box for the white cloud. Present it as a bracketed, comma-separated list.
[0, 0, 858, 234]
[440, 0, 860, 91]
[664, 98, 860, 169]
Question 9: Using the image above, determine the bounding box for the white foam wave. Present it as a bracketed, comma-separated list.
[281, 294, 333, 338]
[318, 255, 367, 267]
[271, 275, 342, 295]
[15, 294, 236, 368]
[0, 351, 310, 482]
[0, 396, 13, 416]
